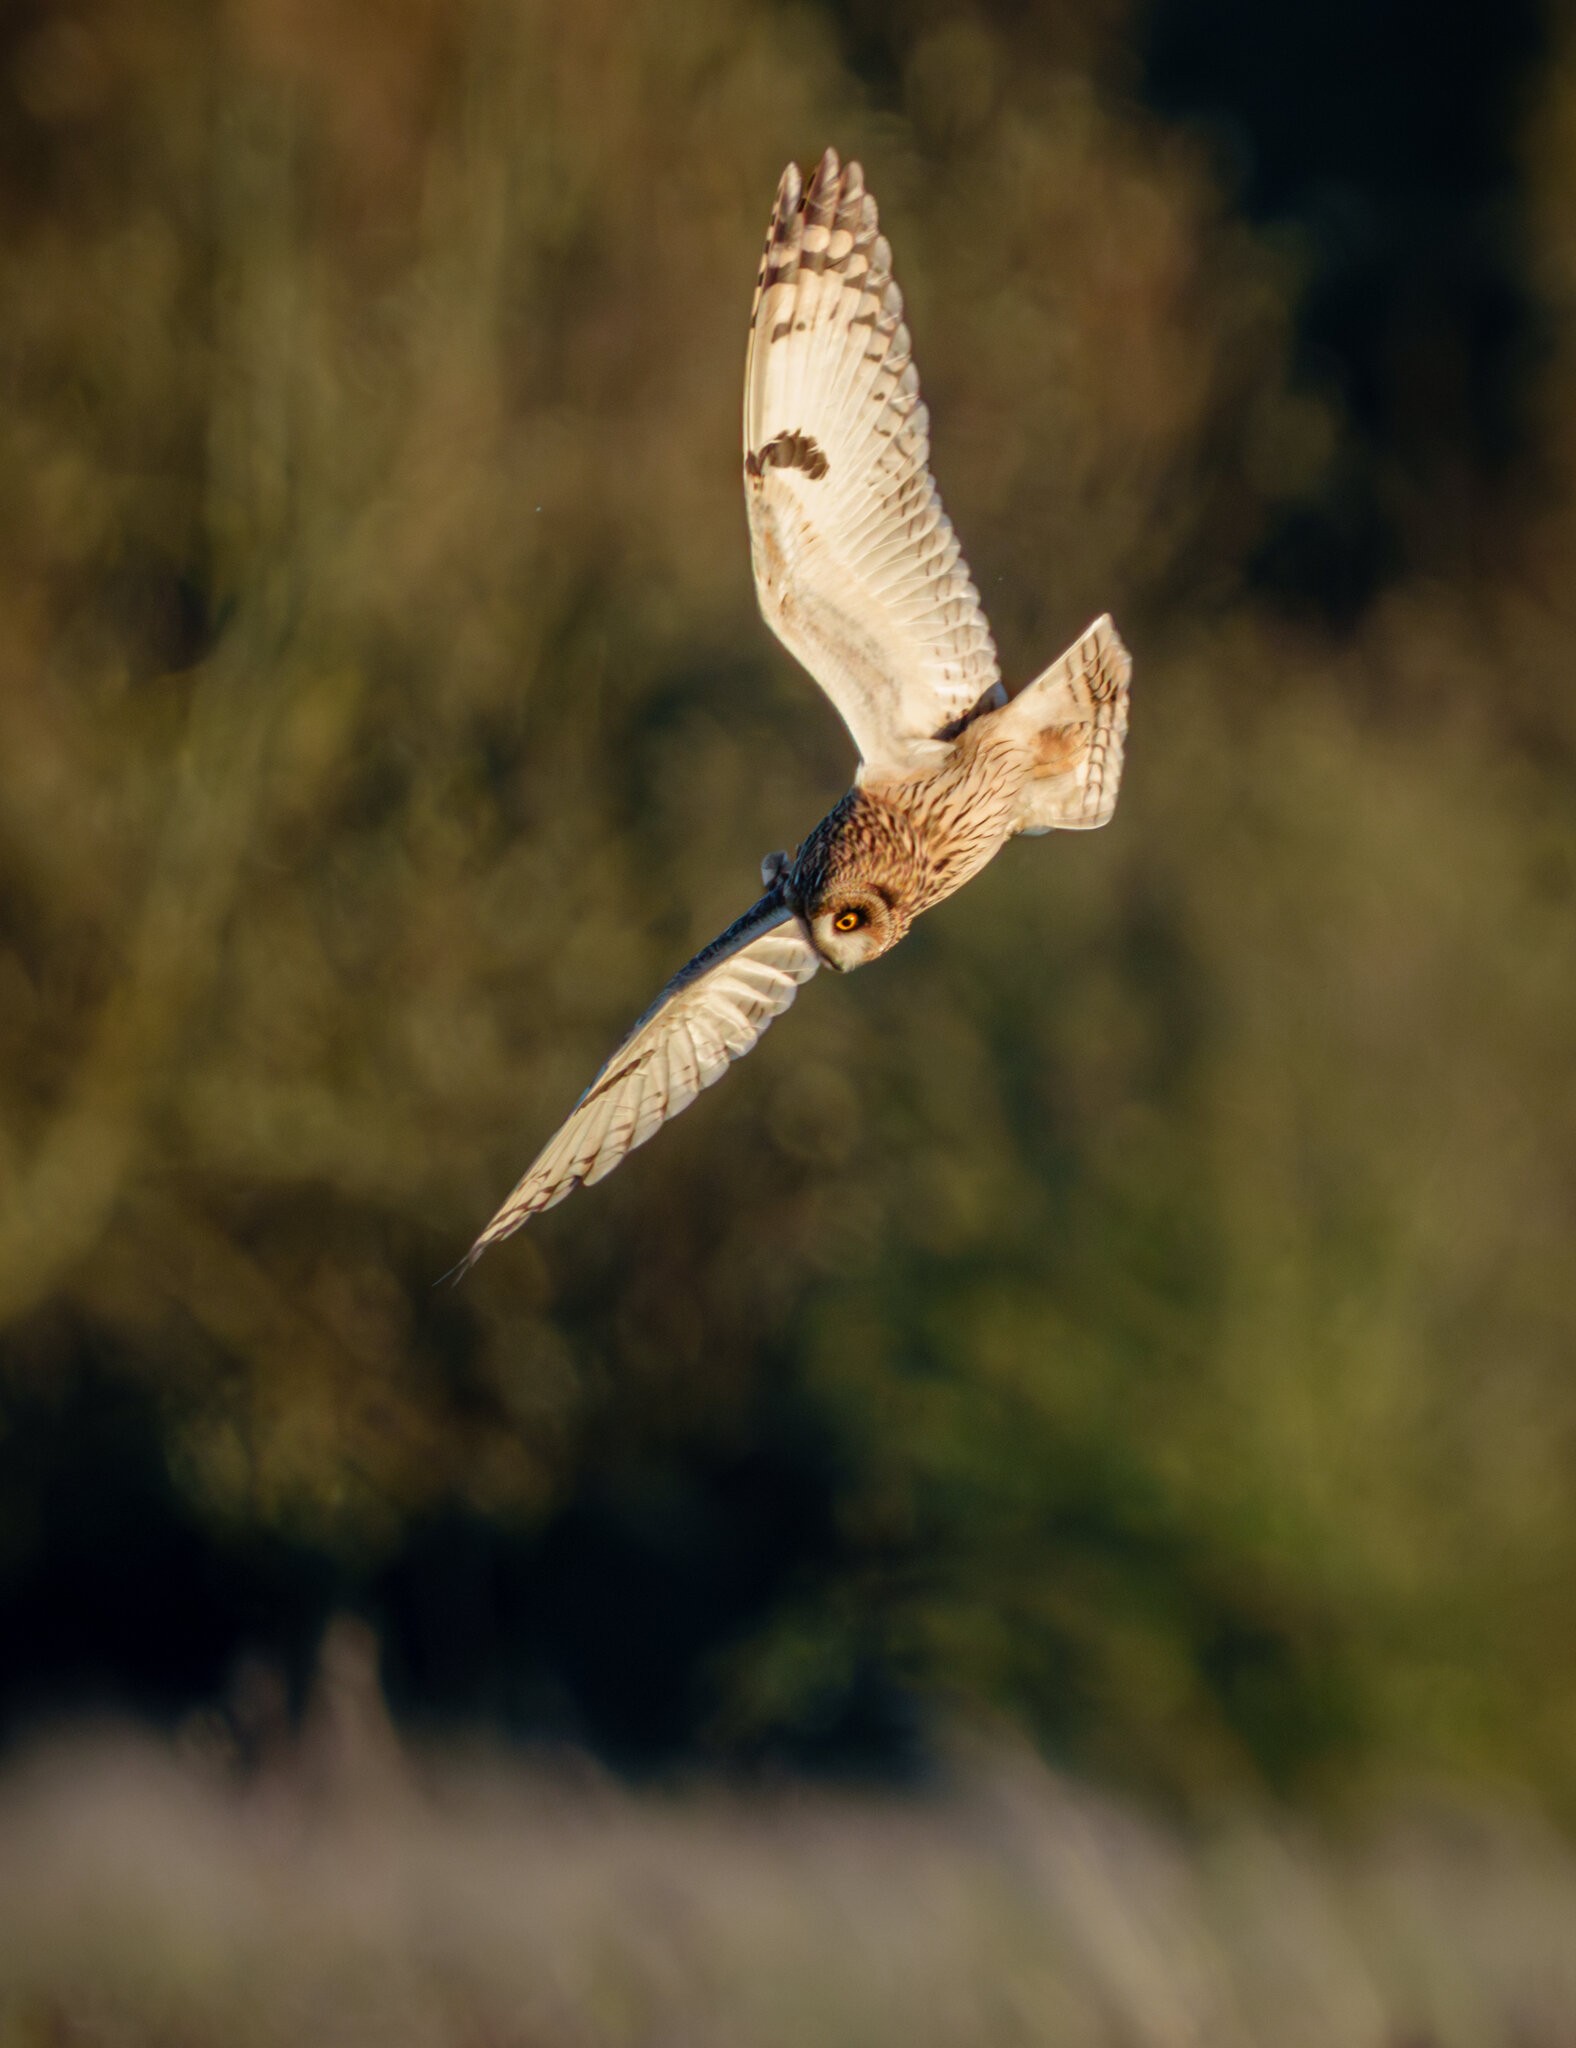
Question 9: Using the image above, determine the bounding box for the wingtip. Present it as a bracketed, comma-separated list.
[775, 158, 803, 216]
[781, 149, 851, 217]
[456, 1201, 533, 1276]
[1084, 613, 1132, 682]
[448, 1199, 532, 1281]
[437, 1242, 485, 1288]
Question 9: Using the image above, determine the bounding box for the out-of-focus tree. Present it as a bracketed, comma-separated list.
[0, 0, 1573, 1803]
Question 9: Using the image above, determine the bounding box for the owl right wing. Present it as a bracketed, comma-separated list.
[463, 891, 820, 1267]
[744, 149, 1003, 784]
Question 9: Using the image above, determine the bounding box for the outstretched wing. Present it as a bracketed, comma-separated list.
[744, 148, 1002, 782]
[464, 893, 820, 1266]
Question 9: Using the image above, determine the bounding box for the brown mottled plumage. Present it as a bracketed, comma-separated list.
[464, 150, 1131, 1264]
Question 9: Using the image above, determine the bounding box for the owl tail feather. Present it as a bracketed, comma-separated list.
[1003, 613, 1131, 834]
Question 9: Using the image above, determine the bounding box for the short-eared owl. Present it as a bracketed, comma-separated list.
[466, 148, 1130, 1265]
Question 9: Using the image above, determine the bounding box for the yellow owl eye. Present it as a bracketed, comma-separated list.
[833, 908, 864, 933]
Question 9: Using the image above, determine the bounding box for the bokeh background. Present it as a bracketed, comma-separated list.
[3, 0, 1576, 2038]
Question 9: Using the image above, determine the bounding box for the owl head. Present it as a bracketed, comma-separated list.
[803, 886, 906, 970]
[785, 788, 923, 971]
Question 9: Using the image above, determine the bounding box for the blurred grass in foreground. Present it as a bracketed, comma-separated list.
[3, 1695, 1575, 2048]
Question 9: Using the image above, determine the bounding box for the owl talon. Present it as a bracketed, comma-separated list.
[761, 849, 789, 889]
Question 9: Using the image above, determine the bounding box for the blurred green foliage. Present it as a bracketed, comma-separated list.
[2, 0, 1575, 1805]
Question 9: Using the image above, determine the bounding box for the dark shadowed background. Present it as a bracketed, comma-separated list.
[2, 0, 1574, 1836]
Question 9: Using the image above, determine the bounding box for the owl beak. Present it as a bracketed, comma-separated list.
[800, 918, 861, 971]
[787, 904, 831, 964]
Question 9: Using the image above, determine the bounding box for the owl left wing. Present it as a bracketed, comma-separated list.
[463, 892, 820, 1266]
[744, 149, 1003, 783]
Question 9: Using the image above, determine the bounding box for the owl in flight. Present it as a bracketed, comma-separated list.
[465, 147, 1130, 1266]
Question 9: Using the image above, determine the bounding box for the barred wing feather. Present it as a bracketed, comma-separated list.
[464, 893, 819, 1264]
[744, 149, 1003, 781]
[1009, 613, 1132, 834]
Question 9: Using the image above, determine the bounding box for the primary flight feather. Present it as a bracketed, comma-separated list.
[465, 147, 1130, 1266]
